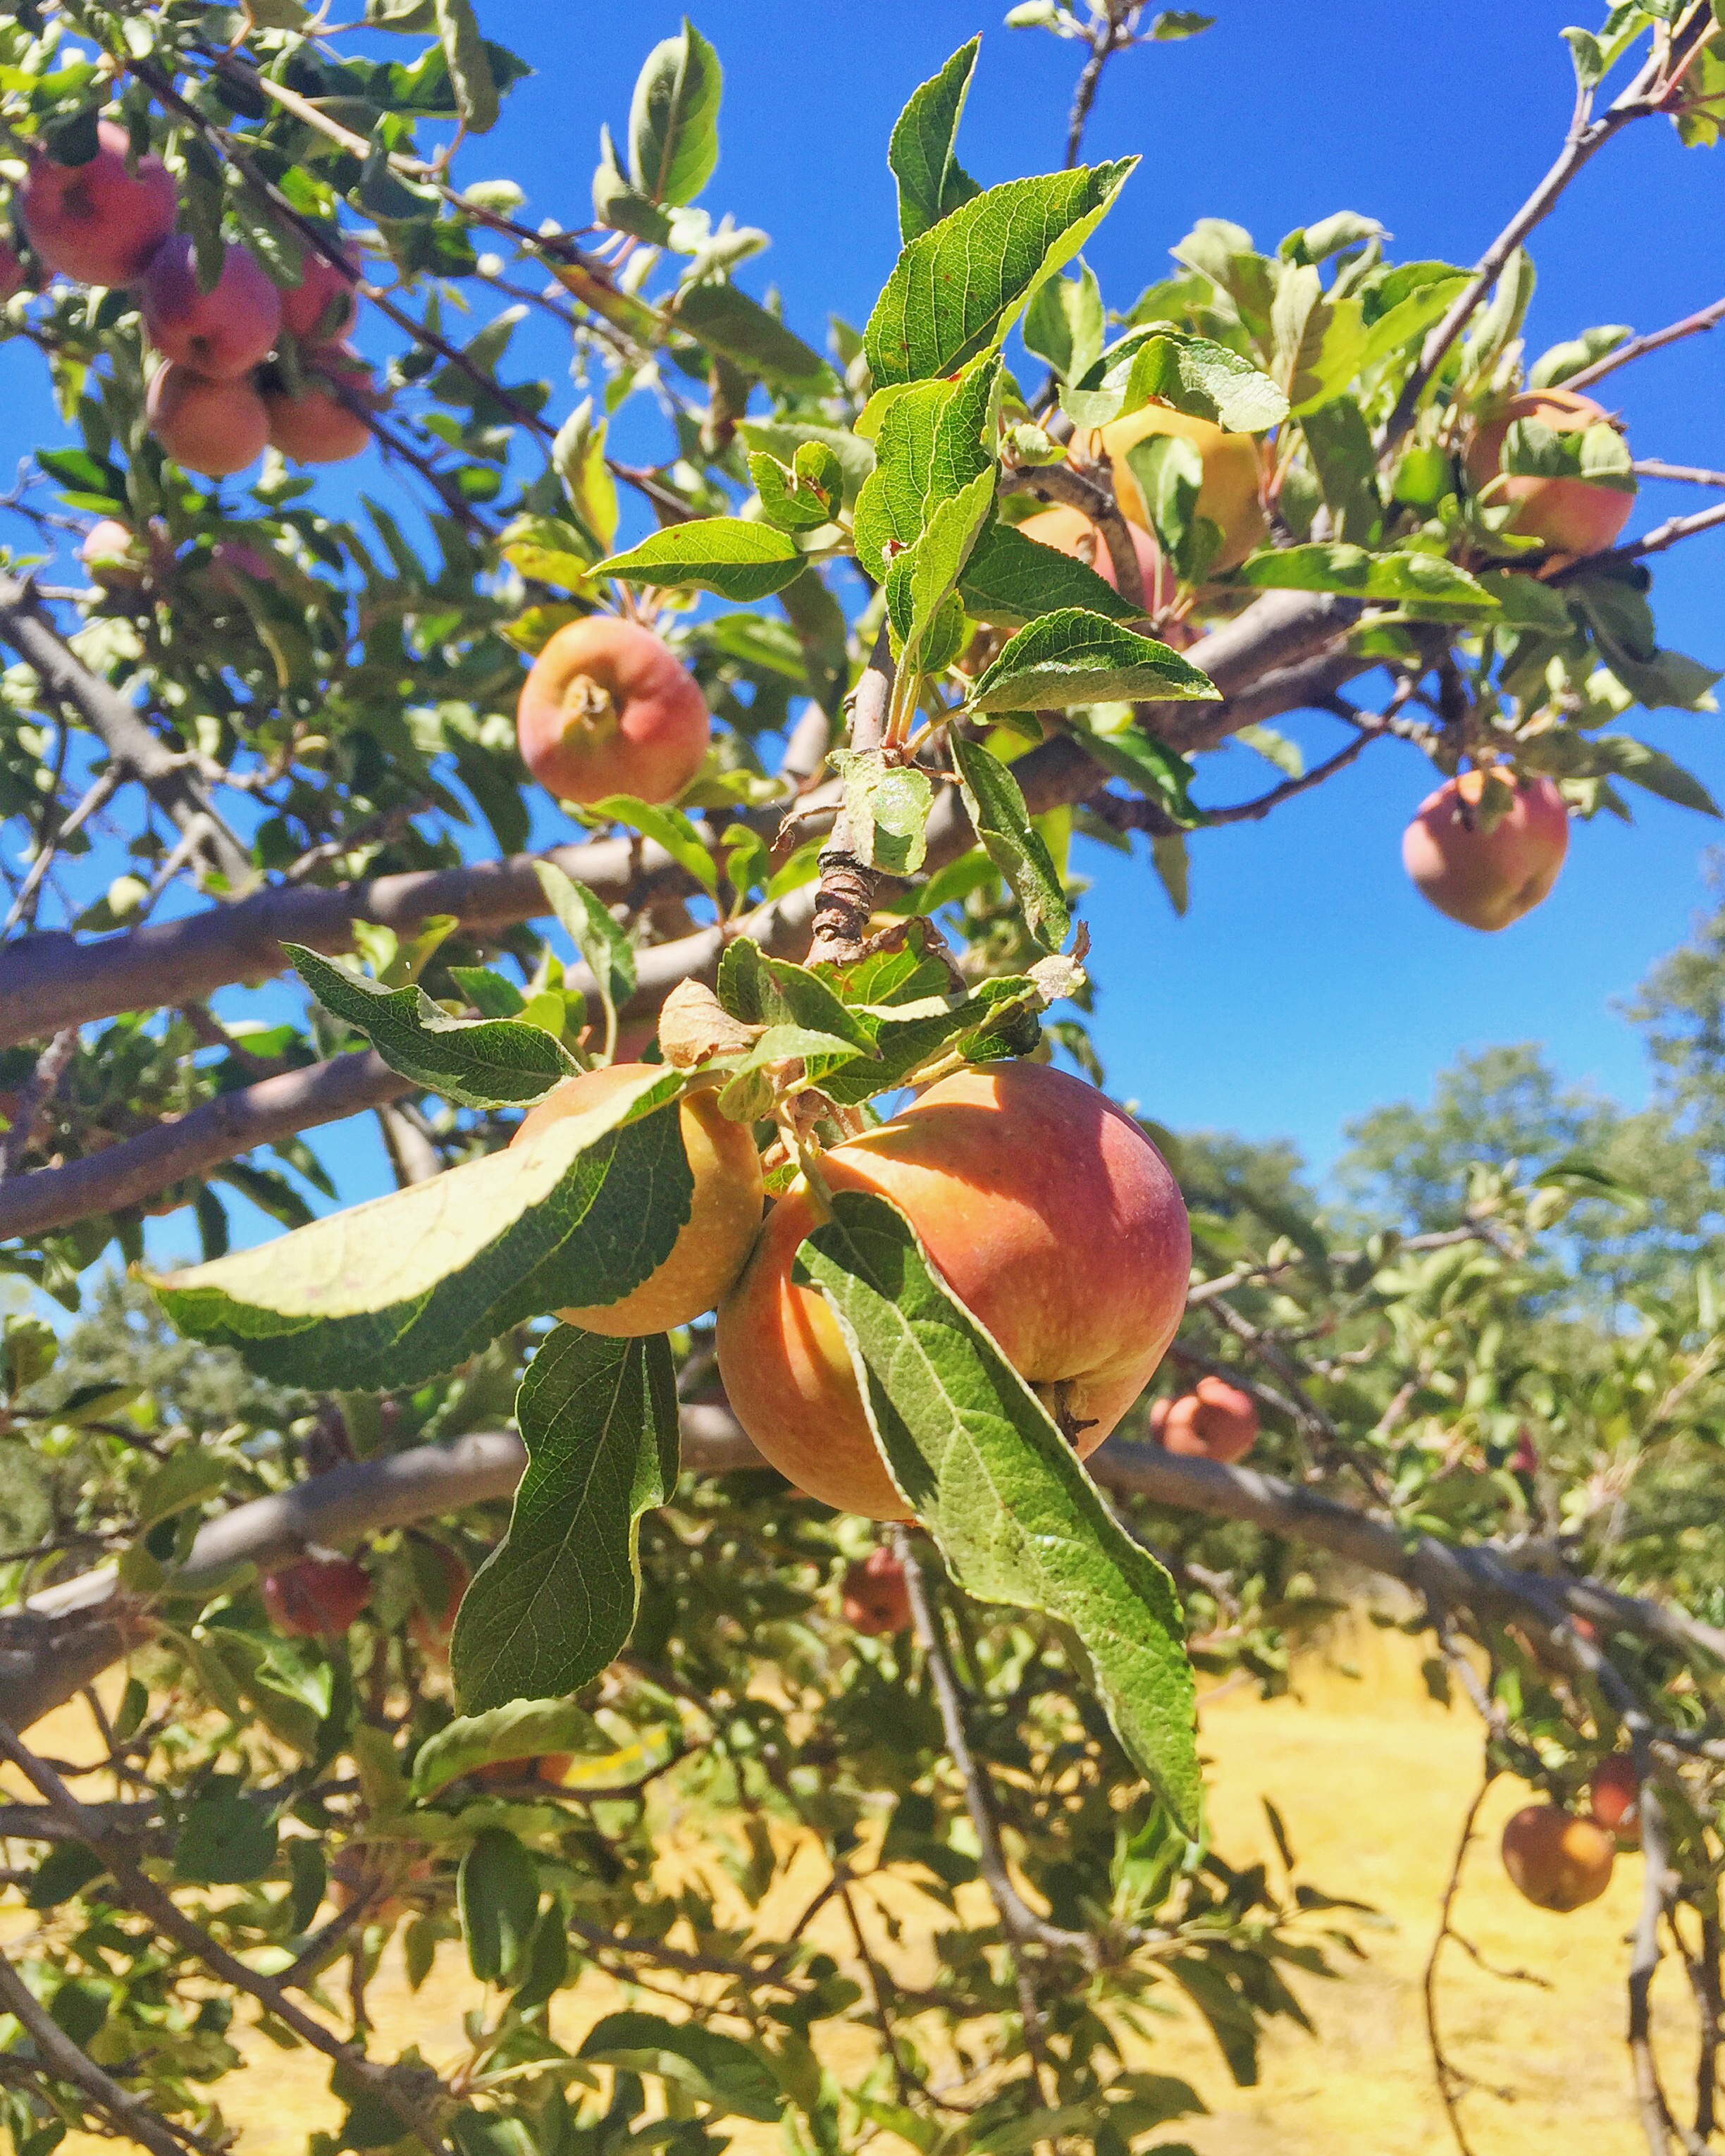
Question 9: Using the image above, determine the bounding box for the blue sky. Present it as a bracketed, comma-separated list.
[3, 0, 1724, 1263]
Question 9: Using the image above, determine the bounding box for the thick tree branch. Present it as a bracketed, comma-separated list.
[0, 572, 253, 892]
[0, 830, 671, 1055]
[808, 623, 896, 967]
[4, 1409, 1716, 1742]
[0, 1050, 412, 1242]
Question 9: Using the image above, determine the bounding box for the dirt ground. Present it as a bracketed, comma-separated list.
[27, 1620, 1689, 2155]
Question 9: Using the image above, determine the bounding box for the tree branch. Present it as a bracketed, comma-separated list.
[0, 1050, 412, 1242]
[0, 573, 253, 892]
[807, 624, 895, 967]
[0, 1723, 452, 2155]
[1381, 8, 1714, 452]
[0, 1947, 216, 2156]
[1562, 295, 1725, 395]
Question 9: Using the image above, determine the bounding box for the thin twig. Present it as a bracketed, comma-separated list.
[1425, 1761, 1497, 2156]
[1633, 460, 1725, 489]
[1563, 296, 1725, 393]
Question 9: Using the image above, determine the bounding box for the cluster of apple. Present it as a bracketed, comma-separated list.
[12, 122, 377, 479]
[1016, 387, 1631, 939]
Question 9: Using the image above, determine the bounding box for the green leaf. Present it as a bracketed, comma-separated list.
[852, 360, 1001, 577]
[748, 451, 838, 532]
[27, 1843, 106, 1911]
[1233, 723, 1302, 779]
[590, 796, 719, 891]
[1528, 324, 1631, 391]
[448, 966, 527, 1018]
[1022, 259, 1105, 385]
[818, 975, 1052, 1107]
[966, 608, 1220, 710]
[1299, 396, 1380, 546]
[579, 2012, 782, 2124]
[797, 1192, 1200, 1830]
[1068, 707, 1198, 818]
[1576, 735, 1721, 815]
[1061, 328, 1288, 434]
[958, 517, 1139, 626]
[674, 282, 831, 390]
[629, 18, 722, 207]
[148, 1069, 691, 1389]
[884, 467, 996, 663]
[1235, 543, 1499, 613]
[737, 421, 874, 507]
[889, 37, 984, 243]
[433, 0, 499, 133]
[865, 160, 1137, 387]
[175, 1795, 277, 1886]
[951, 736, 1070, 949]
[593, 127, 672, 243]
[450, 1329, 679, 1714]
[459, 1828, 538, 1985]
[550, 398, 619, 555]
[534, 861, 637, 1059]
[716, 940, 879, 1051]
[409, 1699, 608, 1800]
[831, 752, 936, 877]
[593, 517, 803, 601]
[288, 945, 573, 1109]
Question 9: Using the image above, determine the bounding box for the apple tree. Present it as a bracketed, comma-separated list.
[0, 3, 1721, 2152]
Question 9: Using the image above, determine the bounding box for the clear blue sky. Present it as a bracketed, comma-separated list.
[3, 0, 1723, 1262]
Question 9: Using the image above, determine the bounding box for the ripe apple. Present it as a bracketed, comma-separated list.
[18, 121, 178, 289]
[407, 1546, 469, 1664]
[1466, 386, 1632, 558]
[330, 1847, 433, 1925]
[1500, 1803, 1615, 1911]
[474, 1754, 574, 1790]
[517, 617, 712, 808]
[141, 236, 282, 380]
[1096, 405, 1267, 571]
[0, 242, 25, 302]
[1151, 1374, 1258, 1465]
[146, 364, 270, 479]
[842, 1546, 913, 1635]
[261, 1554, 372, 1637]
[1588, 1753, 1640, 1841]
[263, 346, 377, 465]
[510, 1061, 763, 1335]
[1402, 767, 1569, 932]
[1015, 504, 1177, 617]
[282, 248, 359, 344]
[715, 1059, 1191, 1519]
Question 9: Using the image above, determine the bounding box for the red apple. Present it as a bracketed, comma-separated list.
[261, 1554, 371, 1637]
[0, 242, 25, 302]
[1151, 1375, 1258, 1465]
[1500, 1804, 1614, 1912]
[510, 1061, 763, 1335]
[18, 121, 178, 289]
[1588, 1754, 1640, 1841]
[1402, 767, 1569, 932]
[517, 618, 711, 808]
[80, 519, 149, 587]
[716, 1060, 1192, 1519]
[147, 364, 269, 479]
[141, 235, 282, 381]
[281, 248, 359, 344]
[1466, 387, 1633, 558]
[263, 346, 377, 465]
[842, 1546, 913, 1635]
[473, 1754, 574, 1790]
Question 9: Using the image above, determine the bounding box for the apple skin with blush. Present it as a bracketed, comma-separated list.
[1402, 768, 1569, 932]
[517, 618, 712, 808]
[716, 1059, 1191, 1520]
